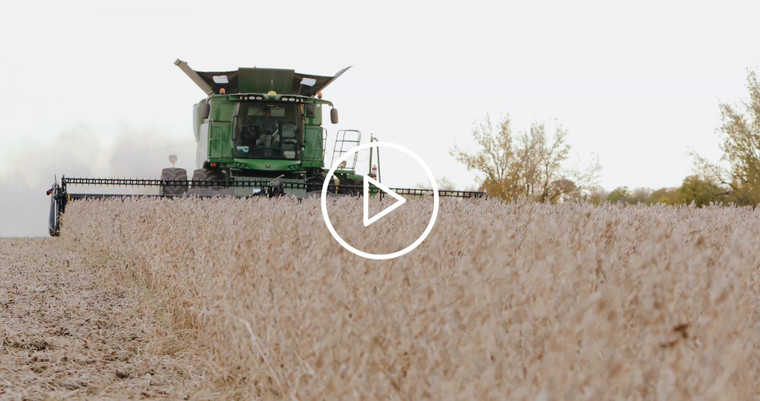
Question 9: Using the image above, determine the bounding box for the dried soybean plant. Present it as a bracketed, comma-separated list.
[61, 197, 760, 400]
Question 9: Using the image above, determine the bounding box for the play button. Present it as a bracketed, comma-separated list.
[363, 175, 406, 227]
[321, 141, 439, 260]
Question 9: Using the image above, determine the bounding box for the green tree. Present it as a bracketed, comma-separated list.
[675, 175, 723, 206]
[607, 186, 631, 204]
[451, 115, 598, 202]
[630, 187, 652, 204]
[695, 70, 760, 205]
[649, 187, 678, 205]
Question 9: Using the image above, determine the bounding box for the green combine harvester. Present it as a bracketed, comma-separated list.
[46, 60, 484, 236]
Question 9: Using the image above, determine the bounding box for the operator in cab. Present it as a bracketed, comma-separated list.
[255, 107, 279, 148]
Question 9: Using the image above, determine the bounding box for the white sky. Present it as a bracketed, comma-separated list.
[1, 0, 759, 236]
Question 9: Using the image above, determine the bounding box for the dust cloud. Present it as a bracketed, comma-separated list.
[0, 122, 195, 237]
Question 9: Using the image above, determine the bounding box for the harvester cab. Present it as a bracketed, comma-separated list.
[174, 59, 364, 198]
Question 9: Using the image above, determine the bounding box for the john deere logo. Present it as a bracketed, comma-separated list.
[266, 163, 271, 168]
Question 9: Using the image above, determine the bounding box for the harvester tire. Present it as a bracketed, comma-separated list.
[191, 168, 224, 188]
[48, 184, 63, 236]
[188, 168, 232, 196]
[159, 168, 188, 195]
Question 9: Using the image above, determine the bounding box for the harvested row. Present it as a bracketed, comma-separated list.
[61, 197, 760, 400]
[0, 238, 209, 400]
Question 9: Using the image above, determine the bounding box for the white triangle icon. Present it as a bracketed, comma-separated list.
[363, 175, 406, 227]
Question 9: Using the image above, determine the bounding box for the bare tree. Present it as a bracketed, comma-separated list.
[694, 70, 760, 205]
[452, 115, 597, 202]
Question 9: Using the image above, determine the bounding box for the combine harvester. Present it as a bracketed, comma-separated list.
[46, 60, 484, 236]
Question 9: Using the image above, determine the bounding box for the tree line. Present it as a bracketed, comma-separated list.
[586, 176, 726, 206]
[453, 70, 760, 206]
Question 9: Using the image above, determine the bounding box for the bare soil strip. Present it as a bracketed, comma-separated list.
[0, 238, 204, 400]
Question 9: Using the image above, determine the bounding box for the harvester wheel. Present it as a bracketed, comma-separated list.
[191, 168, 224, 188]
[47, 183, 63, 236]
[159, 168, 188, 195]
[306, 176, 325, 193]
[339, 179, 363, 196]
[188, 168, 232, 196]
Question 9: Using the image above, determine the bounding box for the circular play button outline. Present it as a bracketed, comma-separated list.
[321, 141, 439, 260]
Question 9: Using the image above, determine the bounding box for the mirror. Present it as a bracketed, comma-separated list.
[201, 102, 210, 119]
[330, 108, 339, 124]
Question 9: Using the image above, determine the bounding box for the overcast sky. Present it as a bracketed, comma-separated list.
[1, 0, 759, 237]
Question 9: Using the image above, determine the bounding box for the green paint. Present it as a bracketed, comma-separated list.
[209, 122, 232, 159]
[238, 68, 295, 94]
[302, 125, 324, 167]
[232, 158, 302, 171]
[185, 66, 352, 196]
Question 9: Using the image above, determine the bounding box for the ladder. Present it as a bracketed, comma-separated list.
[331, 129, 361, 171]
